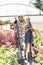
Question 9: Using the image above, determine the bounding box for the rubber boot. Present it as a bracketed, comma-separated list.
[28, 52, 32, 62]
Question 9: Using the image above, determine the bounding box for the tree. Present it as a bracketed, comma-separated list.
[33, 0, 43, 11]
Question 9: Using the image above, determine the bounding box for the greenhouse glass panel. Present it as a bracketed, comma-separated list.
[0, 0, 43, 16]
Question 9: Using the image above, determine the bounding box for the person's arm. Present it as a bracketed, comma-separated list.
[30, 25, 36, 32]
[22, 25, 29, 34]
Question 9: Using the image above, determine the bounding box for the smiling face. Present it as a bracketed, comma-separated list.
[26, 18, 30, 24]
[18, 15, 23, 22]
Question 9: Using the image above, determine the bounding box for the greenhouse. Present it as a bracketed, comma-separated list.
[0, 0, 43, 65]
[0, 0, 43, 28]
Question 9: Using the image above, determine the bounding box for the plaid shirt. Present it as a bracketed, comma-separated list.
[17, 21, 23, 38]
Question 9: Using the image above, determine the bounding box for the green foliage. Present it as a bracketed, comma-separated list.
[33, 28, 43, 65]
[0, 46, 19, 65]
[33, 0, 43, 11]
[0, 20, 4, 25]
[4, 20, 13, 25]
[0, 20, 13, 25]
[33, 54, 43, 65]
[34, 28, 43, 47]
[32, 62, 41, 65]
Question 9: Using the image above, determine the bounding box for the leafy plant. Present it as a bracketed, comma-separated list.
[0, 45, 19, 65]
[33, 28, 43, 47]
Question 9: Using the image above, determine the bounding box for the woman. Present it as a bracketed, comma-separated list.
[24, 18, 34, 59]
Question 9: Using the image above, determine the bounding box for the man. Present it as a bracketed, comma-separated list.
[17, 15, 24, 62]
[17, 16, 23, 44]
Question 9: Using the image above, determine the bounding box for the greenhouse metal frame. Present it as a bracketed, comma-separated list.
[0, 3, 43, 17]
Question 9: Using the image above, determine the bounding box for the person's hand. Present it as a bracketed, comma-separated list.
[30, 28, 35, 31]
[23, 29, 29, 33]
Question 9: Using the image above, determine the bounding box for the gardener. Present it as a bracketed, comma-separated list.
[17, 15, 24, 61]
[23, 18, 34, 59]
[17, 15, 24, 47]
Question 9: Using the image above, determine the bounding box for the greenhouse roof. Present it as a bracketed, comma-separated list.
[0, 0, 43, 16]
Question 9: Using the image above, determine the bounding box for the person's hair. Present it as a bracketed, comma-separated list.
[18, 15, 23, 18]
[29, 21, 31, 26]
[26, 18, 31, 25]
[27, 18, 30, 21]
